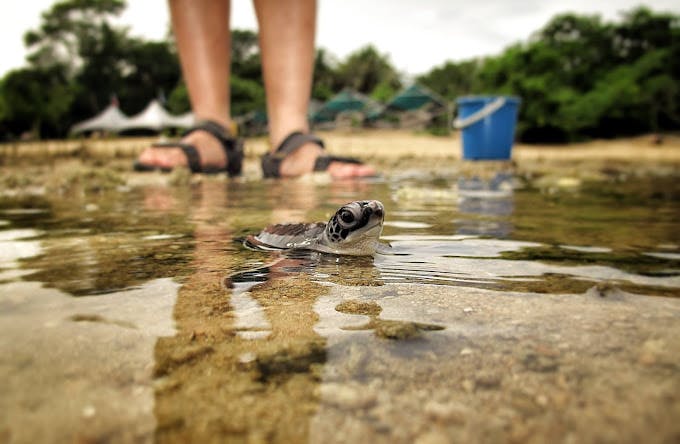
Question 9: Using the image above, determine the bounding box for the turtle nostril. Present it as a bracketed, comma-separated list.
[374, 208, 383, 218]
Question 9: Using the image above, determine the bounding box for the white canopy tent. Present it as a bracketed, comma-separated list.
[71, 99, 195, 134]
[119, 99, 195, 132]
[70, 103, 129, 134]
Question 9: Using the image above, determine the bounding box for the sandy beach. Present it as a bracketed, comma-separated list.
[2, 131, 679, 168]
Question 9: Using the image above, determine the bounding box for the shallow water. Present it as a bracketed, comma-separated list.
[1, 168, 679, 443]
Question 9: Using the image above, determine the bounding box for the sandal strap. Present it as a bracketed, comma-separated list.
[150, 142, 203, 172]
[261, 131, 326, 178]
[183, 119, 232, 144]
[273, 132, 325, 157]
[185, 120, 243, 176]
[313, 155, 362, 172]
[151, 119, 243, 176]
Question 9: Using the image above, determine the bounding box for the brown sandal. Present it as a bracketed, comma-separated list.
[133, 120, 243, 176]
[261, 131, 363, 178]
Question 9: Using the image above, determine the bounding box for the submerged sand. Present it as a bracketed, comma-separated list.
[0, 131, 679, 443]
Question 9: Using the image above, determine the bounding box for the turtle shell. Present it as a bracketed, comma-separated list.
[245, 222, 326, 251]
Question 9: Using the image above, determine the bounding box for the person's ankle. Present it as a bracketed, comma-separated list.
[269, 126, 309, 151]
[278, 142, 323, 176]
[194, 115, 235, 135]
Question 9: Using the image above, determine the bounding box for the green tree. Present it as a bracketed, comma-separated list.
[612, 7, 678, 62]
[417, 7, 679, 142]
[166, 83, 190, 115]
[119, 39, 181, 114]
[312, 48, 340, 101]
[369, 80, 397, 103]
[417, 60, 479, 101]
[535, 13, 614, 91]
[231, 29, 261, 81]
[560, 48, 679, 137]
[24, 0, 127, 73]
[6, 0, 183, 137]
[1, 66, 74, 138]
[230, 76, 265, 116]
[15, 0, 129, 137]
[0, 79, 7, 122]
[336, 45, 402, 95]
[69, 21, 130, 119]
[229, 29, 265, 116]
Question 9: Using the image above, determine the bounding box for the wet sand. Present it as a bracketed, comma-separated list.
[0, 131, 679, 443]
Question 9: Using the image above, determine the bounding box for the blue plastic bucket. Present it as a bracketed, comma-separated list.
[453, 96, 520, 160]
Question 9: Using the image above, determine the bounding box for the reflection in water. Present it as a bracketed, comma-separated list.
[152, 181, 331, 443]
[229, 289, 272, 340]
[0, 228, 42, 278]
[2, 189, 195, 296]
[456, 173, 514, 237]
[1, 167, 680, 442]
[376, 237, 680, 294]
[0, 266, 178, 443]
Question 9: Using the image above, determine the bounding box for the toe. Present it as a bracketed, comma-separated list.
[272, 140, 378, 178]
[327, 161, 376, 178]
[137, 147, 188, 169]
[162, 148, 189, 168]
[353, 164, 377, 177]
[138, 147, 156, 165]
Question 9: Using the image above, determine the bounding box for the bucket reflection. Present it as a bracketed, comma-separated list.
[455, 172, 514, 237]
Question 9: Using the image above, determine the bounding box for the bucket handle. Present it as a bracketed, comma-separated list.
[452, 97, 506, 129]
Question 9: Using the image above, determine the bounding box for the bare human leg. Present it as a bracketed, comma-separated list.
[254, 0, 375, 178]
[136, 0, 233, 171]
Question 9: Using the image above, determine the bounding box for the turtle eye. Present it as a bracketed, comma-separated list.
[339, 209, 355, 225]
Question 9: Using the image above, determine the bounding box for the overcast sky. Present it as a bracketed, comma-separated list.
[1, 0, 679, 78]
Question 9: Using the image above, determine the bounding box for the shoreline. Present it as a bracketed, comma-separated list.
[1, 130, 679, 162]
[2, 131, 679, 183]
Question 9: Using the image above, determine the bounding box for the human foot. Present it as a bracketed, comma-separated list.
[278, 143, 376, 178]
[134, 121, 243, 176]
[262, 132, 376, 179]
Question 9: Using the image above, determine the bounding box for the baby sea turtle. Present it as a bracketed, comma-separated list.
[245, 200, 386, 256]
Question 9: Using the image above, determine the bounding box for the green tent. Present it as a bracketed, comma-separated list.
[384, 84, 448, 112]
[365, 83, 450, 126]
[311, 89, 378, 123]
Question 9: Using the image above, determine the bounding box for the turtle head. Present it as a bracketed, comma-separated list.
[323, 200, 385, 255]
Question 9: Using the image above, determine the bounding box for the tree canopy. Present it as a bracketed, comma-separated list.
[1, 2, 678, 142]
[418, 6, 679, 142]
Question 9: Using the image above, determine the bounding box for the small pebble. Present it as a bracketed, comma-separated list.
[238, 352, 257, 364]
[511, 392, 542, 417]
[320, 383, 376, 409]
[462, 380, 475, 392]
[475, 371, 502, 389]
[523, 353, 559, 372]
[552, 391, 570, 408]
[415, 430, 451, 444]
[638, 339, 665, 365]
[556, 177, 581, 188]
[82, 405, 96, 418]
[535, 394, 549, 406]
[424, 400, 469, 424]
[638, 352, 657, 366]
